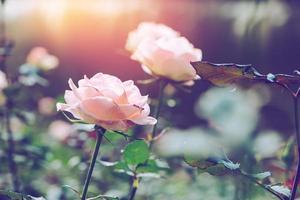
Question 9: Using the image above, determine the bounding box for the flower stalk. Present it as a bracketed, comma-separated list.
[128, 79, 167, 200]
[290, 97, 300, 200]
[149, 79, 167, 149]
[81, 126, 105, 200]
[128, 176, 139, 200]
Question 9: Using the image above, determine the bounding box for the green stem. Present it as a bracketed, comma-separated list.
[149, 79, 167, 149]
[128, 176, 138, 200]
[81, 127, 105, 200]
[127, 79, 167, 200]
[290, 97, 300, 200]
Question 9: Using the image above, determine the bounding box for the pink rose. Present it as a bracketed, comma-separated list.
[131, 36, 202, 82]
[27, 47, 59, 71]
[125, 22, 179, 53]
[57, 73, 157, 132]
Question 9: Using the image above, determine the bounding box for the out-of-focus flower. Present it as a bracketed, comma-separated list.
[38, 97, 56, 115]
[154, 127, 220, 158]
[220, 1, 289, 40]
[27, 47, 59, 71]
[57, 73, 157, 132]
[253, 131, 283, 159]
[10, 117, 26, 134]
[195, 87, 269, 146]
[0, 70, 8, 90]
[48, 120, 73, 142]
[125, 22, 179, 53]
[132, 37, 201, 83]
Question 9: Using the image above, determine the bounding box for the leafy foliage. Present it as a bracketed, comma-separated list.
[123, 140, 150, 165]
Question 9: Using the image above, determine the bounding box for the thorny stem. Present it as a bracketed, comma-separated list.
[290, 97, 300, 200]
[81, 127, 105, 200]
[277, 83, 300, 200]
[149, 79, 167, 149]
[127, 176, 138, 200]
[127, 79, 167, 200]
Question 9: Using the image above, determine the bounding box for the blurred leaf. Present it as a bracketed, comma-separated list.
[123, 140, 149, 165]
[219, 160, 240, 170]
[19, 75, 48, 86]
[251, 171, 271, 180]
[269, 185, 291, 198]
[184, 157, 216, 169]
[281, 138, 295, 169]
[198, 163, 227, 176]
[184, 156, 239, 176]
[136, 173, 161, 178]
[98, 160, 118, 167]
[0, 190, 46, 200]
[62, 185, 80, 197]
[19, 64, 39, 74]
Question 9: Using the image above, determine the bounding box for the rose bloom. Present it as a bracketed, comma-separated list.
[125, 22, 179, 53]
[57, 73, 157, 132]
[131, 36, 202, 83]
[27, 47, 59, 71]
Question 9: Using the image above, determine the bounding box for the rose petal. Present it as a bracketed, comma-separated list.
[97, 120, 133, 132]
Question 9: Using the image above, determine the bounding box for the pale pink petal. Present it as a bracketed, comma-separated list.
[118, 104, 142, 119]
[80, 97, 125, 121]
[131, 116, 157, 125]
[98, 120, 133, 132]
[157, 58, 197, 81]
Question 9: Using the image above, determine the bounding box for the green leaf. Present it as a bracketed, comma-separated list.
[114, 160, 134, 176]
[136, 159, 161, 174]
[123, 140, 150, 165]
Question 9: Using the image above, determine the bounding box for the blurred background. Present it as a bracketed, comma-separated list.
[1, 0, 300, 199]
[3, 0, 300, 130]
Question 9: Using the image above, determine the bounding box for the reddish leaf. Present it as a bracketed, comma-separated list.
[191, 61, 300, 90]
[191, 61, 265, 86]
